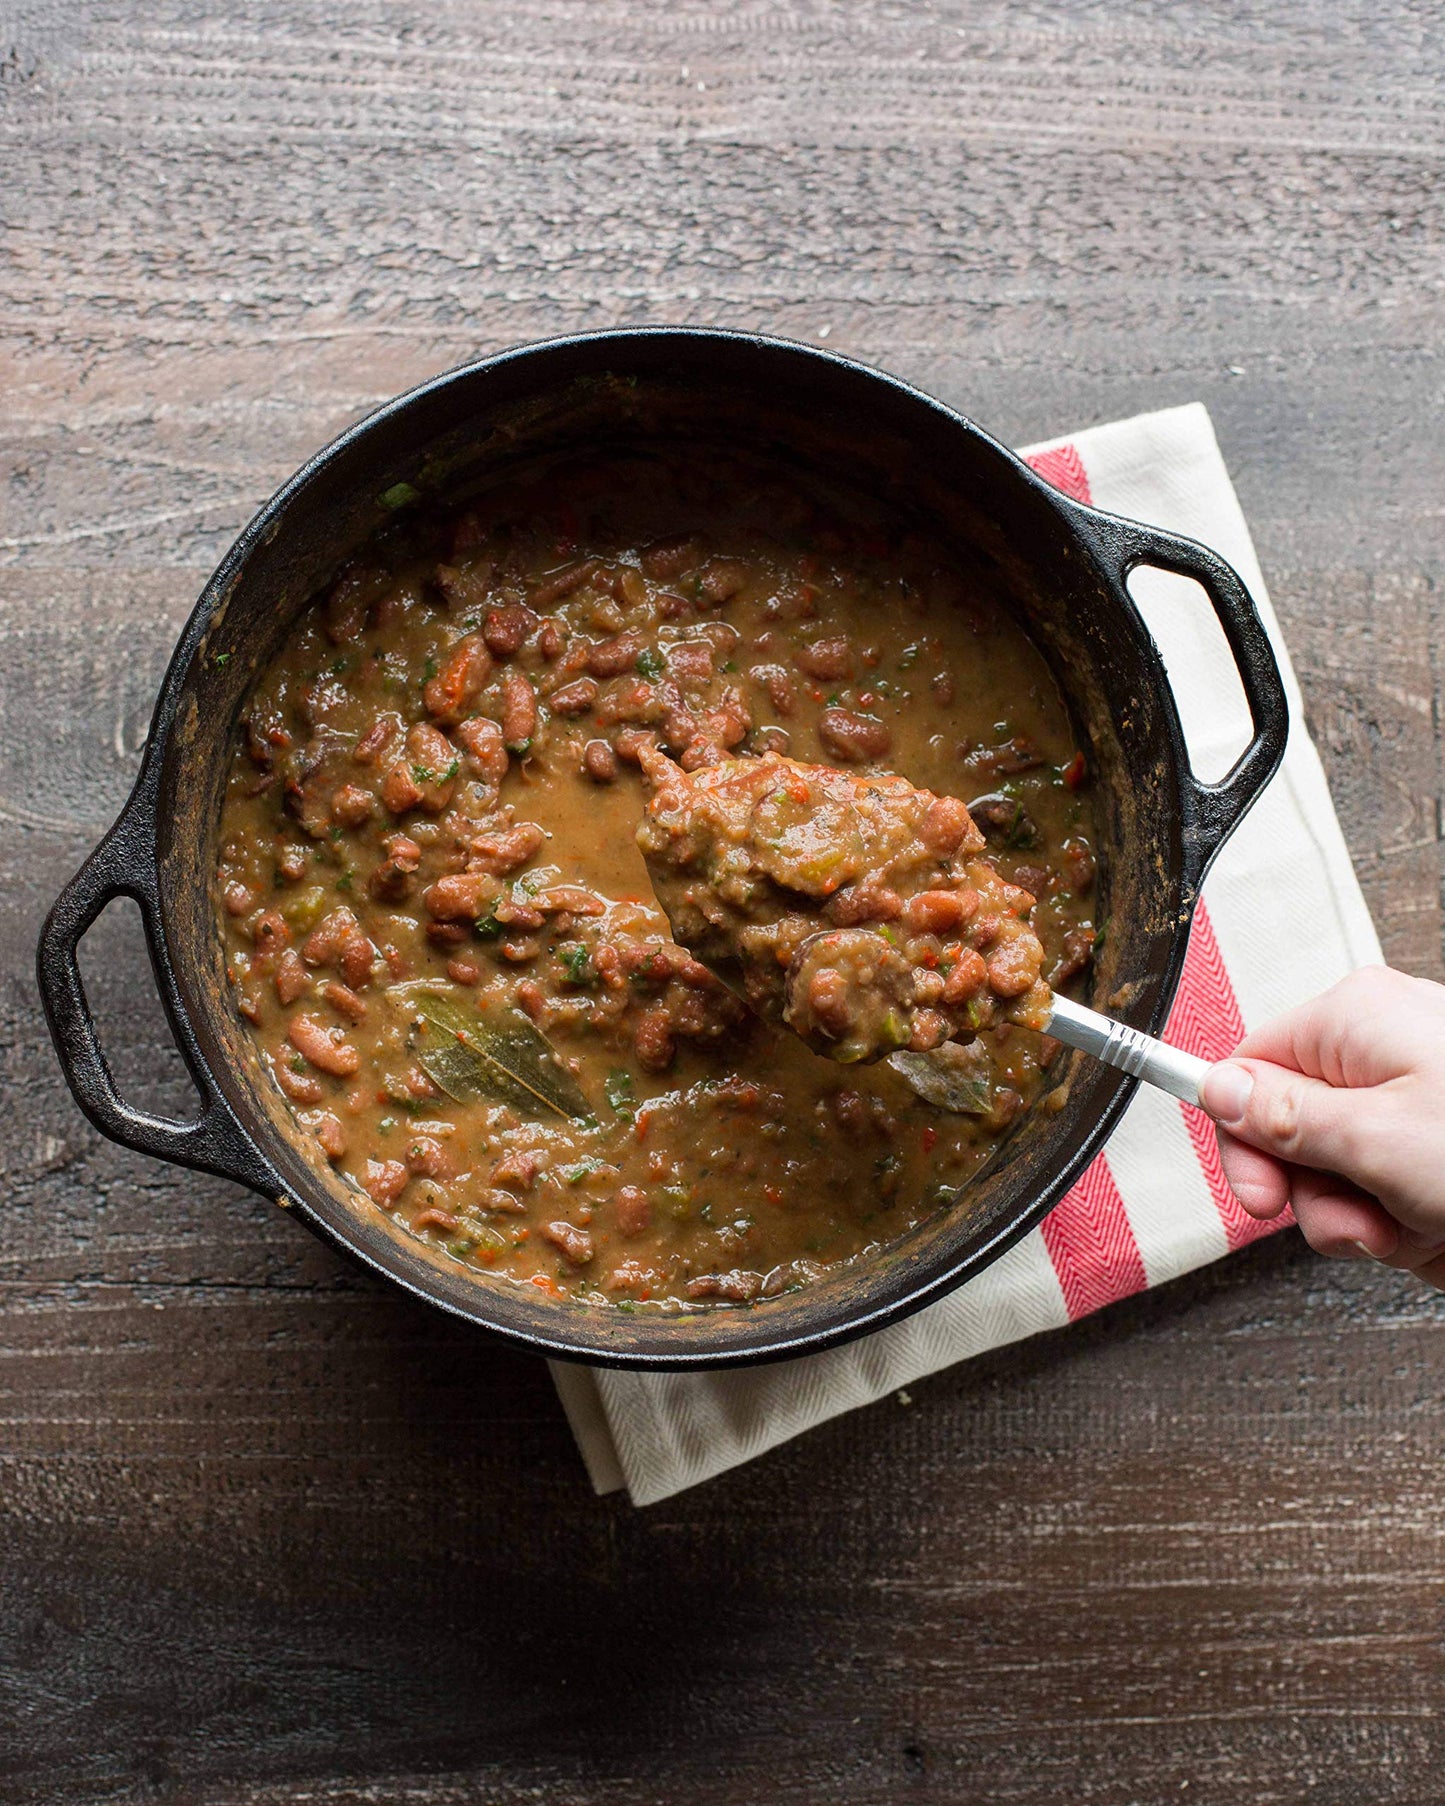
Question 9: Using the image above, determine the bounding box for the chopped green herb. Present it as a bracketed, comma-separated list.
[213, 651, 231, 667]
[557, 942, 596, 988]
[635, 646, 666, 680]
[562, 1157, 604, 1184]
[380, 481, 421, 510]
[289, 1054, 306, 1074]
[604, 1069, 636, 1118]
[423, 655, 438, 681]
[335, 871, 354, 893]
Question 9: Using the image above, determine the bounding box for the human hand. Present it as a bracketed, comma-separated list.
[1198, 966, 1445, 1289]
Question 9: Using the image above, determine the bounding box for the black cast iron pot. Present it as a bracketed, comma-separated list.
[38, 329, 1288, 1369]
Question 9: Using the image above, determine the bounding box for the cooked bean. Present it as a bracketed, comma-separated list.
[500, 670, 538, 752]
[354, 715, 399, 764]
[549, 676, 599, 716]
[274, 948, 309, 1006]
[275, 1062, 324, 1106]
[252, 911, 290, 955]
[696, 557, 749, 604]
[634, 1006, 676, 1073]
[795, 636, 853, 681]
[405, 1136, 456, 1180]
[901, 888, 979, 935]
[918, 793, 977, 855]
[639, 535, 701, 581]
[484, 603, 539, 657]
[615, 1186, 652, 1237]
[686, 1270, 762, 1302]
[363, 1158, 409, 1205]
[613, 728, 657, 765]
[541, 1220, 595, 1266]
[424, 632, 493, 722]
[303, 907, 361, 965]
[582, 739, 618, 783]
[330, 783, 376, 828]
[412, 1207, 463, 1234]
[749, 663, 798, 715]
[424, 871, 503, 922]
[529, 559, 602, 607]
[454, 714, 509, 787]
[941, 947, 988, 1003]
[469, 820, 546, 875]
[297, 1109, 347, 1161]
[288, 1012, 360, 1076]
[585, 631, 646, 678]
[818, 707, 891, 762]
[223, 881, 255, 916]
[323, 980, 367, 1022]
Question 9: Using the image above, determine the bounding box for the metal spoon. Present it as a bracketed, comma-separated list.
[1041, 993, 1209, 1107]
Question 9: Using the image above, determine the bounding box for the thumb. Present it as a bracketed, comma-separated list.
[1200, 1057, 1369, 1184]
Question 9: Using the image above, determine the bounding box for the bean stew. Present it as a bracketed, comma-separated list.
[215, 449, 1099, 1311]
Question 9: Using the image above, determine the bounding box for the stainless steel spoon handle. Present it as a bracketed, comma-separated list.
[1046, 994, 1212, 1108]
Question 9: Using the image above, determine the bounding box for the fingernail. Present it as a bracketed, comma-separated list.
[1347, 1239, 1381, 1261]
[1202, 1061, 1253, 1124]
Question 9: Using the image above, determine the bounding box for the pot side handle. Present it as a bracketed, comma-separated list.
[37, 808, 278, 1197]
[1077, 510, 1291, 888]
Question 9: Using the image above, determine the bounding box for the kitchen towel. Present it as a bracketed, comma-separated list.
[551, 401, 1382, 1507]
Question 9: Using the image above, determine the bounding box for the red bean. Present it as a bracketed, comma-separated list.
[469, 820, 546, 875]
[424, 632, 493, 722]
[454, 715, 508, 787]
[585, 631, 646, 678]
[919, 793, 978, 855]
[582, 739, 617, 783]
[323, 980, 367, 1022]
[274, 948, 309, 1006]
[424, 871, 502, 922]
[288, 1012, 360, 1076]
[252, 911, 291, 955]
[330, 783, 376, 828]
[501, 670, 538, 752]
[639, 535, 701, 582]
[795, 636, 854, 681]
[901, 889, 978, 935]
[484, 603, 539, 657]
[549, 677, 600, 716]
[223, 881, 254, 916]
[615, 1186, 652, 1237]
[818, 707, 891, 762]
[363, 1158, 409, 1205]
[541, 1220, 595, 1266]
[528, 559, 602, 607]
[941, 947, 988, 1003]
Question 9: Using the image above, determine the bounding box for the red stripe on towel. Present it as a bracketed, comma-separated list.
[1025, 444, 1092, 505]
[1041, 1154, 1148, 1319]
[1165, 901, 1292, 1246]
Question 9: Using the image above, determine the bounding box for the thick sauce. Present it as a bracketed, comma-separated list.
[215, 451, 1099, 1310]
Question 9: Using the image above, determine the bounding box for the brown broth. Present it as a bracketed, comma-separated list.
[215, 450, 1099, 1311]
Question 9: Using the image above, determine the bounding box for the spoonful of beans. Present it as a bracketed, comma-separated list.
[635, 748, 1209, 1110]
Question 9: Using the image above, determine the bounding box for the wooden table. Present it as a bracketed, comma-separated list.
[3, 6, 1441, 1800]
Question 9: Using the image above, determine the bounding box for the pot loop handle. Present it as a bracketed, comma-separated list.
[1072, 507, 1291, 889]
[37, 794, 278, 1196]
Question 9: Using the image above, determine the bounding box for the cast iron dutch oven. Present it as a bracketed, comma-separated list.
[37, 329, 1288, 1369]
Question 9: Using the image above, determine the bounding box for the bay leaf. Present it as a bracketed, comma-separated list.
[387, 984, 590, 1120]
[889, 1040, 993, 1115]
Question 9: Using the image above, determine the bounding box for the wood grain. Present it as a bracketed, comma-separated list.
[1, 3, 1442, 1801]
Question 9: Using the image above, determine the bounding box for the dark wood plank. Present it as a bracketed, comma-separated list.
[1, 3, 1441, 1802]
